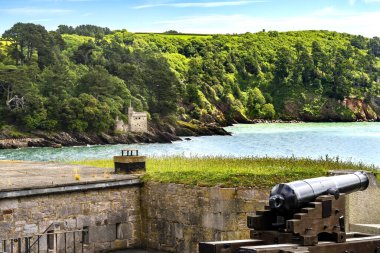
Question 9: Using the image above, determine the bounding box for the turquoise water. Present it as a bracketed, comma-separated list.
[0, 122, 379, 167]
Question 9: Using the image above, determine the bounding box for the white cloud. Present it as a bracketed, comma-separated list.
[147, 11, 380, 37]
[349, 0, 356, 5]
[134, 1, 266, 9]
[1, 7, 73, 15]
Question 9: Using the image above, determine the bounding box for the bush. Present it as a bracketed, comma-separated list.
[261, 103, 276, 119]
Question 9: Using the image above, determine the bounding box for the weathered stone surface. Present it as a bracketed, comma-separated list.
[0, 185, 142, 253]
[141, 182, 269, 253]
[23, 223, 38, 235]
[90, 225, 117, 243]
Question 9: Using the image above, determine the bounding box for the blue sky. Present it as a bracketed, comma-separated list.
[0, 0, 380, 37]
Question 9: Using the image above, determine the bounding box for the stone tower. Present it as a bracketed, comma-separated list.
[127, 107, 148, 133]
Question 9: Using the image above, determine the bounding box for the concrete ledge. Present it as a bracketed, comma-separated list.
[350, 224, 380, 235]
[114, 156, 146, 163]
[0, 178, 142, 199]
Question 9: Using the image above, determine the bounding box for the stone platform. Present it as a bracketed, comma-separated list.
[0, 160, 140, 198]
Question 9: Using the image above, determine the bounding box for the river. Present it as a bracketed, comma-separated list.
[0, 122, 379, 167]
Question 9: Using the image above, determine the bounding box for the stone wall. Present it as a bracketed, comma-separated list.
[346, 173, 380, 226]
[1, 173, 379, 253]
[0, 186, 142, 252]
[141, 182, 269, 253]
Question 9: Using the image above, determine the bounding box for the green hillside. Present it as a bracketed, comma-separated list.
[1, 23, 380, 136]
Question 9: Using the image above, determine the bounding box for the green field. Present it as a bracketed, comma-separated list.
[70, 157, 379, 187]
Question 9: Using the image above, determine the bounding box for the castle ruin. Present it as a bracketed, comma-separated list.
[114, 107, 148, 133]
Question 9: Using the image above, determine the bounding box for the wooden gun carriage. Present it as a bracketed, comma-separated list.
[199, 172, 380, 253]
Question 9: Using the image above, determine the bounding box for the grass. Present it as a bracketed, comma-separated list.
[69, 156, 379, 188]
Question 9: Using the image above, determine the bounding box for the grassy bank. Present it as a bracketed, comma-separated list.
[70, 157, 379, 187]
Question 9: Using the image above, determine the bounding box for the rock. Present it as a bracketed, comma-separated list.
[0, 118, 239, 150]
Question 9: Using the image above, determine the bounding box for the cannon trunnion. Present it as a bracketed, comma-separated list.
[199, 172, 380, 253]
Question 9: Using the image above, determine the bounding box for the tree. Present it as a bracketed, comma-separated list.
[261, 103, 276, 119]
[247, 87, 266, 118]
[143, 55, 180, 115]
[350, 35, 367, 50]
[274, 47, 294, 82]
[368, 37, 380, 57]
[164, 30, 180, 34]
[72, 40, 96, 64]
[2, 23, 56, 68]
[77, 65, 131, 101]
[57, 25, 75, 34]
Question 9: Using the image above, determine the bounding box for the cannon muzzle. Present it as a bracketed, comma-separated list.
[269, 171, 369, 212]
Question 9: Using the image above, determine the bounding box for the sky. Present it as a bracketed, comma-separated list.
[0, 0, 380, 37]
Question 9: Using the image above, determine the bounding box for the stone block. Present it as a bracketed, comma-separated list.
[220, 230, 250, 241]
[96, 202, 111, 213]
[89, 225, 116, 243]
[3, 209, 13, 214]
[94, 213, 108, 226]
[174, 223, 184, 240]
[38, 220, 58, 233]
[24, 223, 38, 235]
[63, 218, 77, 229]
[58, 205, 81, 217]
[93, 242, 112, 252]
[210, 187, 236, 200]
[210, 199, 238, 213]
[76, 215, 94, 228]
[112, 239, 129, 249]
[202, 213, 225, 230]
[0, 199, 19, 210]
[0, 222, 12, 235]
[19, 201, 38, 209]
[108, 212, 128, 224]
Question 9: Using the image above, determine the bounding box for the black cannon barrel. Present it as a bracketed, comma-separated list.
[269, 171, 369, 212]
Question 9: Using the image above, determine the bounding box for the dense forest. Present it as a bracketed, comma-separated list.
[1, 23, 380, 139]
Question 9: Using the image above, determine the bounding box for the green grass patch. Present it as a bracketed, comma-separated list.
[69, 157, 378, 188]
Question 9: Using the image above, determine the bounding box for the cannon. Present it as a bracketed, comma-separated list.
[269, 171, 369, 213]
[199, 171, 380, 253]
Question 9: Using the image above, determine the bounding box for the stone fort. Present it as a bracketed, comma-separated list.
[115, 107, 148, 133]
[0, 160, 379, 253]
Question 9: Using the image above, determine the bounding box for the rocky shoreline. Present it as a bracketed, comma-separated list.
[1, 118, 379, 149]
[0, 123, 230, 149]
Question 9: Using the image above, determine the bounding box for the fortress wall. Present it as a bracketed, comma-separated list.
[1, 171, 378, 253]
[141, 181, 269, 253]
[345, 173, 380, 226]
[0, 185, 143, 252]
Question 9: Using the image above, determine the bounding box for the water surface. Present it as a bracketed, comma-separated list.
[0, 122, 379, 167]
